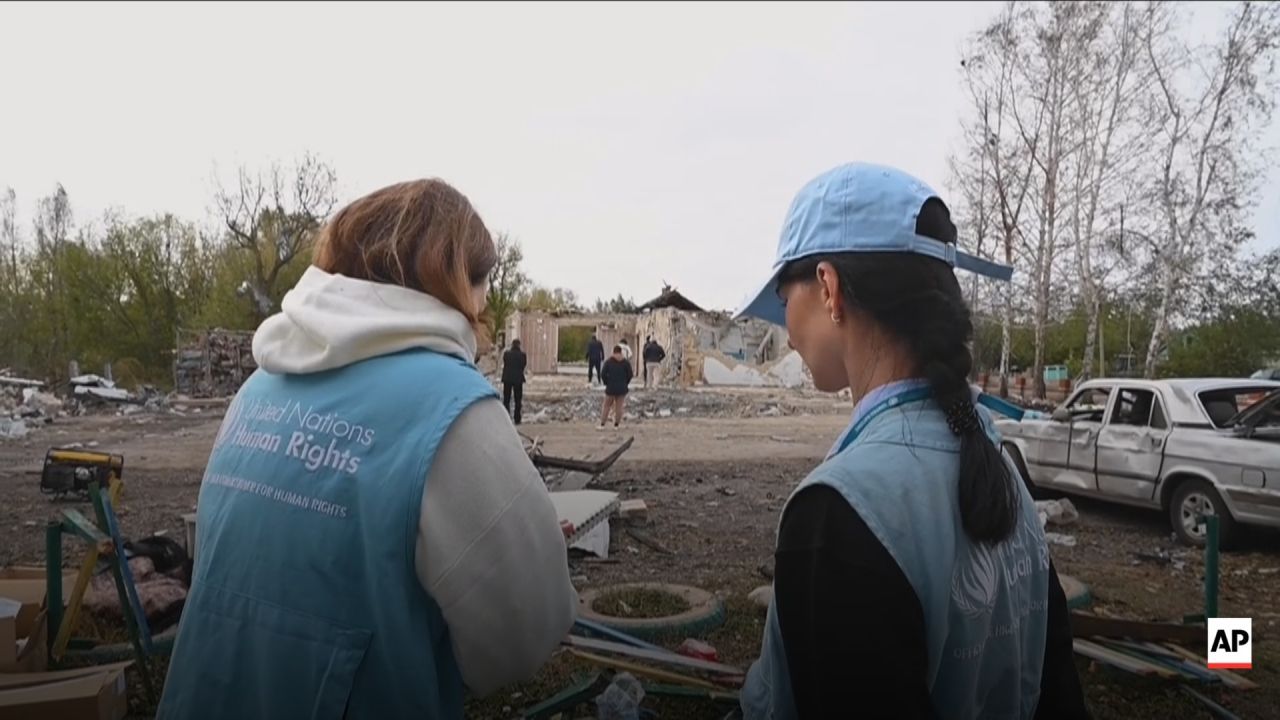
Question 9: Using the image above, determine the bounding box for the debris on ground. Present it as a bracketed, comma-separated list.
[594, 672, 645, 720]
[676, 639, 719, 662]
[0, 418, 28, 439]
[747, 585, 773, 610]
[1036, 498, 1080, 527]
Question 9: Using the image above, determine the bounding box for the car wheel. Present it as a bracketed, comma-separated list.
[1169, 479, 1239, 549]
[1003, 443, 1044, 499]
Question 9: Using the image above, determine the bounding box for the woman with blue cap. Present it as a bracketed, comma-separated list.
[737, 163, 1088, 719]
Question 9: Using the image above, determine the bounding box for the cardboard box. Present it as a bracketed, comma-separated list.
[0, 603, 48, 674]
[0, 566, 78, 646]
[0, 661, 130, 720]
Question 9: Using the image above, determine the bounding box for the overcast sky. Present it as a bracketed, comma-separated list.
[1, 1, 1276, 311]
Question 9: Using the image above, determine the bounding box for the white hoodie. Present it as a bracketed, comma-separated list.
[253, 266, 576, 697]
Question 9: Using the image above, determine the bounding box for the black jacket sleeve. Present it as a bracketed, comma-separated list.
[774, 485, 1089, 719]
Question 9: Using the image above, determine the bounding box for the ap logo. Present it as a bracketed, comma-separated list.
[1207, 618, 1252, 670]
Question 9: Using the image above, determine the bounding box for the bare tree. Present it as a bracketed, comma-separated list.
[1140, 1, 1280, 377]
[1066, 2, 1149, 380]
[1, 187, 16, 293]
[214, 152, 338, 320]
[959, 3, 1044, 398]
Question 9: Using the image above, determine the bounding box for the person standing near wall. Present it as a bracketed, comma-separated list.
[502, 339, 527, 425]
[642, 336, 666, 389]
[736, 163, 1086, 719]
[158, 179, 575, 720]
[598, 345, 632, 429]
[586, 333, 605, 387]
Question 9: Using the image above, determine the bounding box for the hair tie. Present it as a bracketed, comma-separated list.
[945, 399, 981, 436]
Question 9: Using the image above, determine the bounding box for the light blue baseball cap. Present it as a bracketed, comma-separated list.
[735, 162, 1013, 326]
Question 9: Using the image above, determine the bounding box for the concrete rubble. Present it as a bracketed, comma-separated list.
[174, 328, 256, 398]
[517, 387, 814, 424]
[0, 367, 180, 442]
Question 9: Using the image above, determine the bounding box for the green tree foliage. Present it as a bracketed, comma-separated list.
[591, 294, 638, 314]
[1161, 307, 1280, 378]
[485, 232, 528, 339]
[0, 174, 323, 387]
[558, 325, 593, 362]
[520, 285, 581, 314]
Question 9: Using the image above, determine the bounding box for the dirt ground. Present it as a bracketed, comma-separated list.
[1, 381, 1277, 719]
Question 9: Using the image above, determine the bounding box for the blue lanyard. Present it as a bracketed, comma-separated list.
[834, 386, 933, 456]
[831, 388, 1025, 457]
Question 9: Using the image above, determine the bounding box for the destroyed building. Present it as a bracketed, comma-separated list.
[506, 286, 810, 389]
[174, 329, 257, 398]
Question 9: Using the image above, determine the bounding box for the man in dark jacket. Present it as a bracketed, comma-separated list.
[586, 334, 605, 387]
[502, 339, 528, 424]
[598, 345, 632, 429]
[642, 336, 666, 389]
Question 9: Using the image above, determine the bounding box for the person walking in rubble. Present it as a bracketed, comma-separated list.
[159, 179, 575, 720]
[736, 163, 1087, 720]
[502, 338, 527, 424]
[598, 344, 632, 429]
[586, 333, 605, 386]
[642, 335, 666, 389]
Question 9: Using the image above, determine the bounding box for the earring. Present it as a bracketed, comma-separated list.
[831, 314, 842, 324]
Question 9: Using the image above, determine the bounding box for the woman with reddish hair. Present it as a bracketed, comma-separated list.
[160, 179, 575, 719]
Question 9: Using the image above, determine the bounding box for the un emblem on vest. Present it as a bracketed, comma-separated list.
[1207, 618, 1252, 670]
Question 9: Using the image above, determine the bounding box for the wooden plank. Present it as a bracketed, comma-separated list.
[572, 618, 667, 654]
[563, 635, 744, 676]
[642, 683, 741, 705]
[52, 545, 101, 660]
[534, 437, 634, 474]
[59, 509, 108, 544]
[1094, 640, 1216, 683]
[519, 672, 607, 720]
[1073, 639, 1177, 677]
[567, 649, 723, 690]
[1162, 644, 1258, 690]
[1070, 611, 1204, 644]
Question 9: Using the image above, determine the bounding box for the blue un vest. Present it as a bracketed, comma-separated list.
[741, 390, 1050, 720]
[157, 349, 497, 720]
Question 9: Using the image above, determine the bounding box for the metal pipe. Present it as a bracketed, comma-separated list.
[1204, 514, 1220, 619]
[45, 521, 63, 658]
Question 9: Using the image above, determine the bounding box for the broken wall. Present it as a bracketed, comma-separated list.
[634, 309, 804, 388]
[700, 348, 811, 389]
[507, 311, 560, 374]
[506, 312, 640, 375]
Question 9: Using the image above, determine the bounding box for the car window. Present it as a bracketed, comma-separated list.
[1150, 398, 1168, 430]
[1067, 386, 1111, 422]
[1110, 388, 1156, 427]
[1198, 386, 1278, 428]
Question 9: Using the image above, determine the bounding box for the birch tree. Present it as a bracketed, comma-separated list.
[1066, 2, 1149, 380]
[1140, 1, 1280, 377]
[958, 2, 1042, 397]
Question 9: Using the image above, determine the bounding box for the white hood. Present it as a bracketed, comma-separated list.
[252, 266, 478, 374]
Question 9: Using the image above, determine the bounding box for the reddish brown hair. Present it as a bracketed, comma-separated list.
[313, 179, 497, 328]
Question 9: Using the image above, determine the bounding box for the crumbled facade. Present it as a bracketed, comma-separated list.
[507, 286, 810, 389]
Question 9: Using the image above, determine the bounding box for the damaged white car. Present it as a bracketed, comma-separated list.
[996, 378, 1280, 548]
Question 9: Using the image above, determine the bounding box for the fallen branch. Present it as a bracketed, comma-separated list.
[626, 528, 674, 555]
